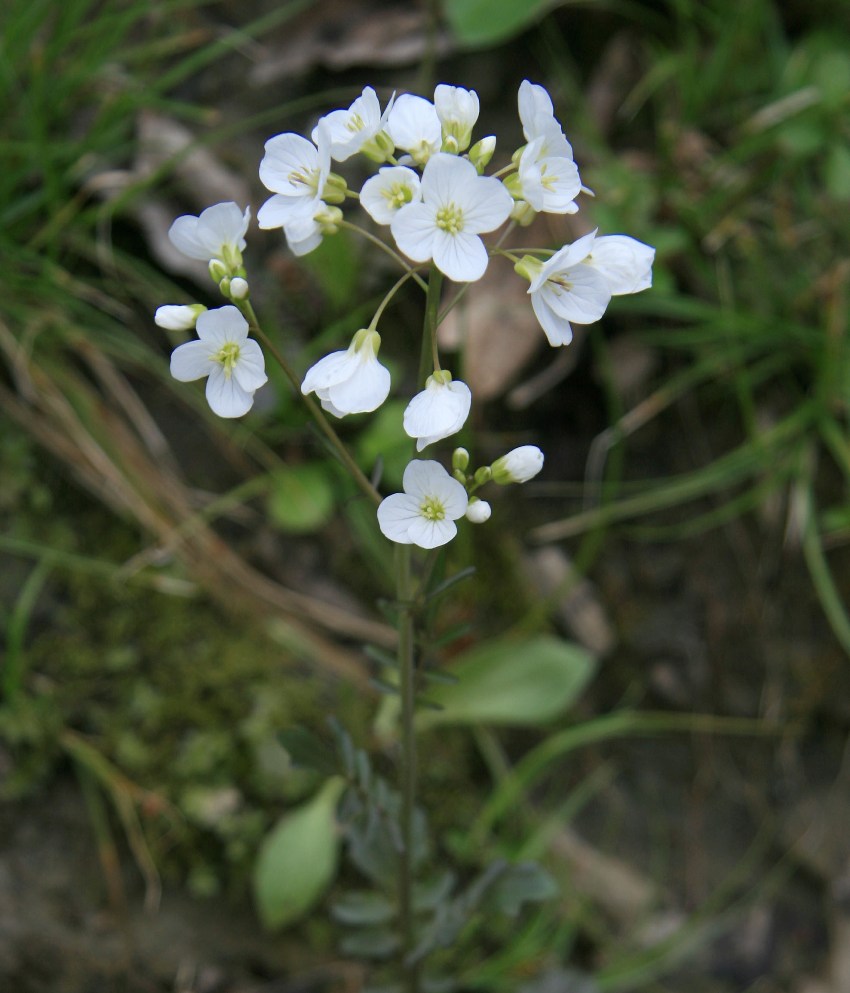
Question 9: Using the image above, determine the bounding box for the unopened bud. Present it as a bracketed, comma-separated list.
[154, 304, 206, 331]
[468, 136, 496, 173]
[491, 446, 544, 485]
[465, 498, 491, 524]
[209, 258, 228, 283]
[510, 200, 537, 226]
[514, 254, 544, 283]
[229, 277, 249, 300]
[322, 173, 348, 204]
[473, 466, 492, 487]
[452, 447, 470, 472]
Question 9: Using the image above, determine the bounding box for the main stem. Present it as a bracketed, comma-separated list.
[396, 542, 418, 990]
[396, 264, 443, 990]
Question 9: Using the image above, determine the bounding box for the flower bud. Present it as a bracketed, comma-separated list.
[209, 258, 229, 283]
[510, 200, 537, 226]
[468, 136, 496, 173]
[491, 446, 544, 484]
[361, 130, 395, 163]
[513, 254, 544, 284]
[316, 205, 344, 234]
[322, 173, 349, 204]
[452, 447, 470, 472]
[154, 304, 206, 331]
[229, 277, 249, 300]
[473, 465, 492, 486]
[465, 498, 491, 523]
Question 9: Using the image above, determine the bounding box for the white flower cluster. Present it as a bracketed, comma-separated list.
[155, 80, 654, 546]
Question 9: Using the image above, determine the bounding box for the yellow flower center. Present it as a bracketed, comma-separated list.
[436, 203, 463, 235]
[382, 182, 414, 209]
[214, 341, 241, 377]
[420, 496, 446, 522]
[287, 167, 320, 193]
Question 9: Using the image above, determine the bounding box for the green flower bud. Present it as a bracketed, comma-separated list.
[468, 136, 496, 173]
[452, 447, 470, 472]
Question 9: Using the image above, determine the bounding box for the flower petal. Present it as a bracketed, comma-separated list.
[195, 305, 248, 346]
[432, 229, 488, 282]
[391, 203, 436, 263]
[170, 340, 215, 381]
[531, 292, 573, 347]
[259, 133, 319, 194]
[232, 338, 268, 392]
[301, 350, 354, 394]
[457, 175, 513, 233]
[406, 516, 457, 549]
[328, 357, 390, 414]
[377, 493, 419, 543]
[205, 366, 255, 418]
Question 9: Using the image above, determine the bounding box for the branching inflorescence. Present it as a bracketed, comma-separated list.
[157, 79, 654, 549]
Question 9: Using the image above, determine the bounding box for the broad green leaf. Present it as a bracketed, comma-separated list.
[267, 462, 336, 534]
[492, 861, 558, 916]
[417, 636, 596, 728]
[331, 890, 396, 925]
[253, 776, 344, 930]
[444, 0, 559, 47]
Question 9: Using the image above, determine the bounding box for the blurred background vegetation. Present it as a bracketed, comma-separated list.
[2, 0, 850, 990]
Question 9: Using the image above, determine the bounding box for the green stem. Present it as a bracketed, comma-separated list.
[340, 221, 428, 292]
[395, 543, 419, 992]
[419, 265, 443, 382]
[239, 301, 381, 506]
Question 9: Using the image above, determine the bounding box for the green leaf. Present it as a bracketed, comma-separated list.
[444, 0, 557, 47]
[417, 636, 596, 728]
[267, 462, 336, 534]
[825, 143, 850, 201]
[253, 776, 345, 930]
[331, 890, 396, 926]
[340, 926, 400, 958]
[492, 862, 558, 916]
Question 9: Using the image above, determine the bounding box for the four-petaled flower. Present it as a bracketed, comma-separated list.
[312, 86, 393, 163]
[170, 305, 268, 418]
[391, 153, 513, 282]
[257, 125, 331, 231]
[386, 94, 442, 166]
[301, 329, 391, 418]
[403, 371, 471, 451]
[522, 230, 612, 346]
[377, 460, 469, 548]
[360, 166, 422, 226]
[168, 202, 251, 271]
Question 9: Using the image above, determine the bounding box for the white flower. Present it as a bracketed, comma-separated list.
[465, 498, 491, 523]
[360, 166, 422, 226]
[491, 446, 544, 484]
[312, 86, 392, 162]
[583, 235, 655, 295]
[518, 79, 574, 161]
[520, 230, 611, 346]
[301, 328, 390, 417]
[377, 460, 469, 548]
[257, 127, 331, 230]
[229, 277, 249, 300]
[155, 304, 205, 331]
[168, 203, 251, 268]
[170, 305, 267, 418]
[517, 135, 581, 214]
[434, 84, 479, 152]
[391, 153, 513, 282]
[403, 371, 472, 451]
[386, 94, 442, 166]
